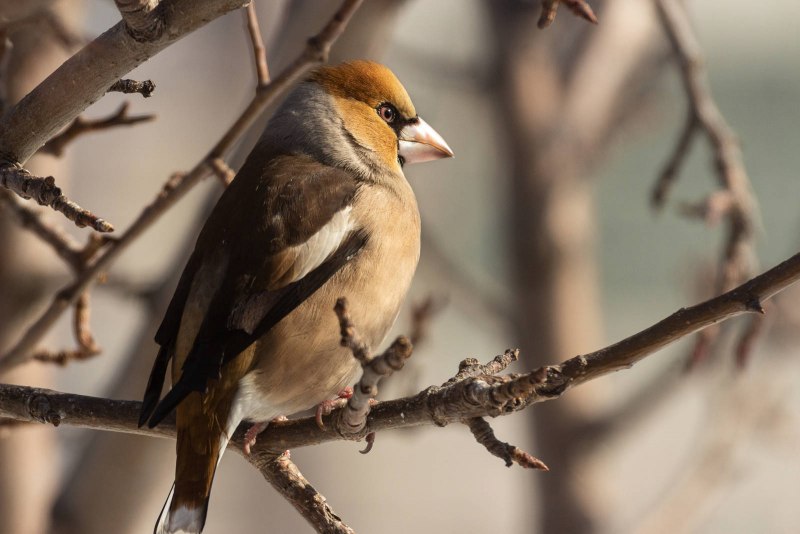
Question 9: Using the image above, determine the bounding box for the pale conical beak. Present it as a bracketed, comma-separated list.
[398, 117, 454, 164]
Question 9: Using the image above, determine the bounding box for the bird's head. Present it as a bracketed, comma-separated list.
[310, 61, 453, 172]
[265, 61, 452, 180]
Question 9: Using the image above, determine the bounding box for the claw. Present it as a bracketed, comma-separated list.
[243, 421, 269, 455]
[315, 387, 355, 430]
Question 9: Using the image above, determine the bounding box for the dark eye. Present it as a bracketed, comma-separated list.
[377, 103, 397, 124]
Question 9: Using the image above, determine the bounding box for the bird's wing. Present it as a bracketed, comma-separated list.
[139, 152, 368, 428]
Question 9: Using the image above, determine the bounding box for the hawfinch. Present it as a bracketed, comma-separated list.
[139, 60, 453, 534]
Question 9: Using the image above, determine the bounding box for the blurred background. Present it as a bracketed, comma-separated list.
[1, 0, 799, 533]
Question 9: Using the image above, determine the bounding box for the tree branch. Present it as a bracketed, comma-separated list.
[107, 78, 156, 97]
[0, 165, 114, 232]
[245, 452, 356, 534]
[538, 0, 598, 29]
[653, 0, 761, 366]
[40, 102, 155, 157]
[2, 249, 799, 452]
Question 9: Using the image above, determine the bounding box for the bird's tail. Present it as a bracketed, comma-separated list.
[154, 407, 241, 534]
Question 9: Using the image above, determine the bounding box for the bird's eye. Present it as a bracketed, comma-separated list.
[377, 103, 397, 124]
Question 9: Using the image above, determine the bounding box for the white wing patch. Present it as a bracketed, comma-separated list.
[285, 205, 354, 283]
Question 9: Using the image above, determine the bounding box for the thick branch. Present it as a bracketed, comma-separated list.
[2, 250, 799, 452]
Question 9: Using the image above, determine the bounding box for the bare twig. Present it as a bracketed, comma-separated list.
[333, 298, 413, 436]
[209, 157, 235, 186]
[653, 0, 757, 292]
[0, 190, 83, 268]
[654, 0, 761, 365]
[464, 416, 548, 470]
[0, 0, 365, 373]
[651, 112, 697, 207]
[0, 165, 114, 232]
[33, 292, 101, 365]
[409, 295, 445, 346]
[246, 452, 356, 534]
[442, 349, 520, 387]
[41, 102, 155, 157]
[244, 2, 270, 86]
[538, 0, 598, 29]
[108, 78, 156, 97]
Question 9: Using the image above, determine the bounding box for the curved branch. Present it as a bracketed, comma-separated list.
[2, 250, 799, 452]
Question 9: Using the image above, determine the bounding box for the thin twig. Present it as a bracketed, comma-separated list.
[41, 102, 155, 157]
[654, 0, 761, 365]
[464, 417, 548, 470]
[0, 0, 365, 373]
[244, 2, 270, 86]
[442, 349, 520, 387]
[33, 292, 101, 365]
[0, 165, 114, 232]
[0, 190, 83, 268]
[409, 295, 445, 346]
[108, 79, 156, 97]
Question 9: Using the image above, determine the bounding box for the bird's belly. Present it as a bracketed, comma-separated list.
[235, 242, 417, 422]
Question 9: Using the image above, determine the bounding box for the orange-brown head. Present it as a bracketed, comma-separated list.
[310, 60, 453, 172]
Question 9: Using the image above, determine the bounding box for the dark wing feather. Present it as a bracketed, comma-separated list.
[138, 252, 202, 427]
[145, 230, 367, 427]
[141, 150, 363, 428]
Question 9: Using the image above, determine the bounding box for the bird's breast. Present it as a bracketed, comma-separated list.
[237, 184, 421, 420]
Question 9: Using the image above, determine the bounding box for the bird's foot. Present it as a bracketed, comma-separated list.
[243, 421, 270, 455]
[315, 387, 354, 430]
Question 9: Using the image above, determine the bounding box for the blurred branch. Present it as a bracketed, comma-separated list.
[3, 248, 799, 451]
[40, 102, 155, 157]
[652, 0, 761, 366]
[634, 368, 794, 534]
[0, 0, 365, 373]
[107, 78, 156, 97]
[538, 0, 598, 29]
[409, 295, 445, 346]
[32, 292, 101, 365]
[0, 189, 83, 267]
[244, 2, 270, 85]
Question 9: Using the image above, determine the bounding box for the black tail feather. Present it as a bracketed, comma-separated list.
[139, 345, 172, 428]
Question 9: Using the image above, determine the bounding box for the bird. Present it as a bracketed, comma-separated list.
[138, 60, 453, 534]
